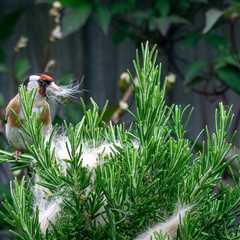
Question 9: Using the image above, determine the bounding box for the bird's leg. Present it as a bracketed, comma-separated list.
[15, 149, 22, 160]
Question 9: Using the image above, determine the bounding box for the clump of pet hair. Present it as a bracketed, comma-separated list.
[135, 205, 191, 240]
[33, 175, 63, 234]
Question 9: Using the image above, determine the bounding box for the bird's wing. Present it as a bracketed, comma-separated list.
[6, 94, 21, 128]
[40, 101, 51, 125]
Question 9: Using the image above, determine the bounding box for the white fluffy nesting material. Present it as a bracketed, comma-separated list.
[135, 205, 191, 240]
[81, 142, 121, 168]
[35, 136, 138, 234]
[54, 135, 121, 169]
[34, 139, 121, 234]
[53, 135, 70, 173]
[38, 196, 62, 234]
[33, 175, 62, 234]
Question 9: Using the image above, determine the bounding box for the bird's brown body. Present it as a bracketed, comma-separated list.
[6, 93, 52, 151]
[6, 94, 21, 128]
[6, 94, 51, 127]
[5, 74, 56, 153]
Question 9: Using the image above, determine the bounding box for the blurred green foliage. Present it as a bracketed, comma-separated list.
[0, 0, 239, 157]
[0, 0, 240, 235]
[44, 0, 240, 96]
[0, 0, 240, 121]
[0, 0, 239, 140]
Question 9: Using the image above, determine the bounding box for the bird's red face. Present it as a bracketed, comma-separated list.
[26, 73, 61, 97]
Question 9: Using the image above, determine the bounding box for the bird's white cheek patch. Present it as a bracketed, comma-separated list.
[27, 79, 38, 91]
[29, 75, 40, 81]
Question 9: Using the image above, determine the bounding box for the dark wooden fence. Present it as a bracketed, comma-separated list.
[0, 1, 240, 239]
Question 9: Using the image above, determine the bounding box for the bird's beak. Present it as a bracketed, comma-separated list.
[48, 82, 61, 93]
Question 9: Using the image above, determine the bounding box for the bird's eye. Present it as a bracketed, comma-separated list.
[45, 81, 51, 85]
[39, 80, 45, 87]
[39, 80, 51, 87]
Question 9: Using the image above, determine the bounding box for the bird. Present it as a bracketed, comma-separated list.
[5, 73, 61, 158]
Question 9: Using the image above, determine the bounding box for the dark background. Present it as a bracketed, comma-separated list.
[1, 0, 240, 238]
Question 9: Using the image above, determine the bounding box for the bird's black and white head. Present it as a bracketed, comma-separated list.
[24, 73, 59, 97]
[24, 73, 79, 100]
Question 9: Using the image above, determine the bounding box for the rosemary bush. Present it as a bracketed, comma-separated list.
[1, 43, 240, 240]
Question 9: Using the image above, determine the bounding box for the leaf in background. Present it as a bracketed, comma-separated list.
[169, 15, 189, 25]
[111, 18, 129, 44]
[216, 65, 240, 94]
[0, 9, 22, 42]
[112, 29, 127, 44]
[204, 34, 228, 50]
[111, 1, 135, 14]
[178, 32, 202, 48]
[177, 0, 190, 12]
[149, 17, 170, 36]
[15, 58, 30, 82]
[215, 54, 239, 69]
[96, 6, 111, 34]
[185, 61, 207, 84]
[154, 0, 170, 17]
[224, 2, 240, 19]
[203, 9, 223, 34]
[62, 4, 91, 37]
[128, 10, 151, 24]
[149, 15, 188, 36]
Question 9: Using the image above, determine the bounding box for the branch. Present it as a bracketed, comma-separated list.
[110, 84, 134, 124]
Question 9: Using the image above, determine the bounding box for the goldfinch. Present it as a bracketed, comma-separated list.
[5, 73, 61, 156]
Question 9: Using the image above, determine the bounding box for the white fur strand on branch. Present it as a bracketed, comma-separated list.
[54, 136, 121, 169]
[33, 176, 63, 234]
[135, 205, 191, 240]
[35, 139, 122, 234]
[35, 136, 139, 234]
[39, 197, 62, 234]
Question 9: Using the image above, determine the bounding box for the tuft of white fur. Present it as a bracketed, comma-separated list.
[82, 142, 121, 168]
[135, 205, 191, 240]
[33, 175, 62, 234]
[34, 136, 139, 234]
[33, 138, 121, 234]
[53, 135, 121, 169]
[53, 135, 70, 173]
[47, 83, 80, 102]
[38, 197, 62, 234]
